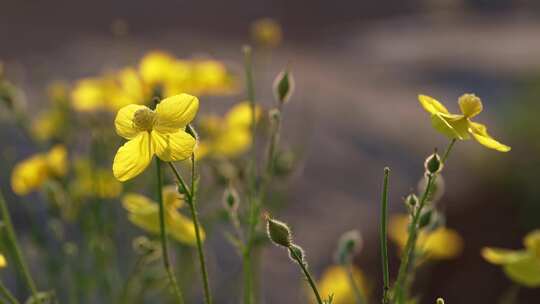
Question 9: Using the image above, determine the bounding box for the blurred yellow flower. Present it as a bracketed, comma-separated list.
[11, 145, 68, 195]
[482, 230, 540, 287]
[389, 214, 463, 260]
[197, 102, 261, 159]
[113, 94, 198, 181]
[316, 265, 368, 304]
[0, 253, 6, 268]
[419, 94, 510, 152]
[251, 18, 283, 48]
[122, 186, 203, 246]
[31, 109, 64, 142]
[71, 159, 122, 199]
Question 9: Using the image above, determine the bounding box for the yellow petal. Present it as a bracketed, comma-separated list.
[482, 247, 528, 265]
[503, 254, 540, 287]
[212, 128, 252, 158]
[458, 94, 483, 118]
[226, 102, 262, 128]
[113, 132, 154, 182]
[524, 229, 540, 257]
[46, 145, 68, 177]
[316, 265, 368, 304]
[11, 155, 49, 195]
[139, 51, 175, 85]
[151, 130, 196, 162]
[468, 122, 511, 152]
[418, 94, 450, 115]
[154, 94, 199, 133]
[115, 104, 146, 139]
[167, 210, 201, 246]
[388, 214, 410, 251]
[421, 227, 463, 259]
[430, 114, 469, 140]
[71, 78, 106, 112]
[0, 254, 6, 268]
[163, 185, 184, 209]
[122, 193, 158, 215]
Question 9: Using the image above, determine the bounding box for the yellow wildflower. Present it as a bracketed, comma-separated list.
[197, 102, 261, 159]
[0, 253, 6, 268]
[316, 265, 368, 304]
[112, 94, 198, 181]
[482, 230, 540, 287]
[389, 214, 463, 260]
[139, 51, 176, 87]
[11, 145, 68, 195]
[122, 186, 203, 245]
[71, 159, 122, 199]
[419, 94, 510, 152]
[251, 18, 283, 48]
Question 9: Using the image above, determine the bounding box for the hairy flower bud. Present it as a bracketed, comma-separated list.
[222, 185, 239, 213]
[424, 151, 443, 174]
[273, 69, 295, 104]
[436, 298, 445, 304]
[288, 243, 306, 266]
[335, 230, 363, 265]
[405, 193, 418, 213]
[266, 214, 292, 248]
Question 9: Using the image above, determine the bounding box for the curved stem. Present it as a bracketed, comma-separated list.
[188, 155, 213, 304]
[344, 264, 365, 304]
[0, 191, 39, 300]
[155, 158, 184, 304]
[380, 167, 391, 304]
[289, 247, 323, 304]
[0, 280, 20, 304]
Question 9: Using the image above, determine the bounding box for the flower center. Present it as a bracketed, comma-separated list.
[133, 108, 156, 131]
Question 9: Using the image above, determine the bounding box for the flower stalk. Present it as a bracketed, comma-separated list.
[0, 280, 19, 304]
[0, 191, 39, 301]
[380, 167, 391, 304]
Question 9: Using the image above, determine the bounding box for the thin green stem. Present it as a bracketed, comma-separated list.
[168, 163, 191, 199]
[0, 191, 39, 300]
[380, 167, 391, 304]
[441, 139, 456, 164]
[187, 154, 213, 304]
[289, 247, 323, 304]
[155, 158, 184, 304]
[0, 280, 20, 304]
[344, 264, 365, 304]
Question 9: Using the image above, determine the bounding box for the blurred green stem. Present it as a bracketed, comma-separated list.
[168, 157, 212, 304]
[380, 167, 391, 304]
[344, 264, 365, 304]
[0, 280, 20, 304]
[0, 191, 39, 300]
[392, 139, 456, 303]
[155, 158, 184, 304]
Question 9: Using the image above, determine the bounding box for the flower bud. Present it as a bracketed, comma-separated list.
[436, 298, 445, 304]
[222, 185, 239, 213]
[268, 108, 281, 124]
[418, 209, 433, 229]
[424, 151, 443, 174]
[335, 230, 363, 265]
[273, 69, 295, 104]
[266, 214, 292, 248]
[405, 193, 418, 213]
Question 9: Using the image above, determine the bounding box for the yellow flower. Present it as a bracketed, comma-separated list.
[251, 18, 283, 48]
[419, 94, 510, 152]
[482, 230, 540, 287]
[389, 214, 463, 260]
[71, 159, 122, 199]
[31, 109, 64, 142]
[0, 253, 6, 268]
[197, 102, 261, 159]
[316, 265, 368, 304]
[122, 186, 203, 245]
[139, 51, 176, 86]
[112, 94, 198, 181]
[11, 145, 68, 195]
[71, 77, 108, 112]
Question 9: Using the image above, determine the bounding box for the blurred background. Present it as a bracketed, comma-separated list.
[1, 0, 540, 303]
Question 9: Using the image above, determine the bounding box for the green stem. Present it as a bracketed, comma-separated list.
[441, 139, 456, 164]
[187, 155, 213, 304]
[380, 167, 391, 304]
[0, 280, 20, 304]
[344, 264, 365, 304]
[0, 191, 39, 300]
[289, 247, 323, 304]
[155, 158, 184, 304]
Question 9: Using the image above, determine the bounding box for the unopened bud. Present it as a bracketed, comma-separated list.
[405, 193, 418, 212]
[273, 69, 295, 104]
[222, 185, 239, 213]
[436, 298, 445, 304]
[335, 230, 363, 265]
[268, 108, 281, 123]
[288, 243, 306, 266]
[418, 209, 433, 229]
[424, 151, 443, 174]
[266, 214, 292, 248]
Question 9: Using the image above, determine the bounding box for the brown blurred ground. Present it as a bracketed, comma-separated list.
[1, 1, 540, 303]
